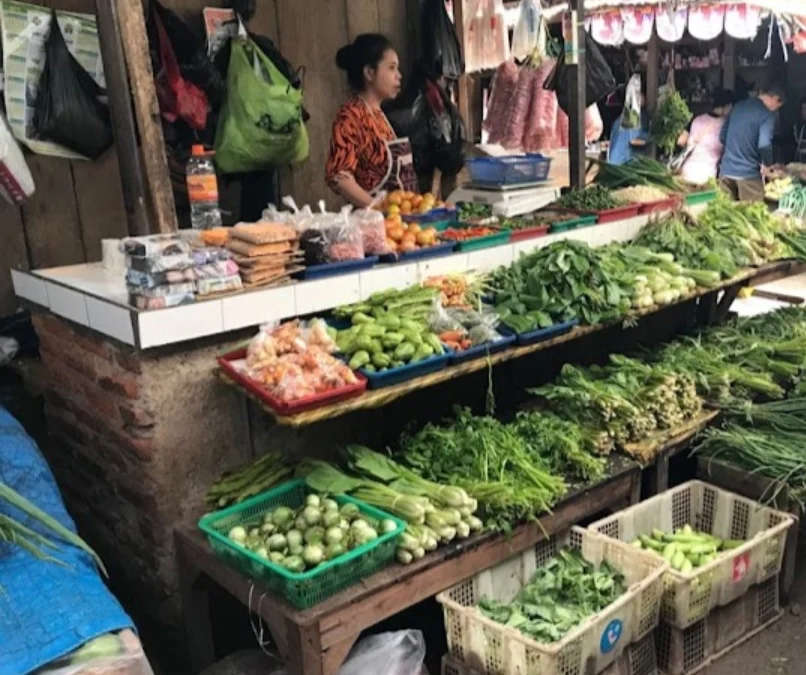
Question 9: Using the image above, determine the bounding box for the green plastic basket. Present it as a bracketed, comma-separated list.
[549, 214, 598, 233]
[684, 189, 717, 206]
[198, 479, 405, 608]
[434, 220, 511, 251]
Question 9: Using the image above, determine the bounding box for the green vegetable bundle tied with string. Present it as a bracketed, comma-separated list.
[651, 91, 692, 156]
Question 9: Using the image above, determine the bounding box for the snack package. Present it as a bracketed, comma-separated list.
[191, 247, 232, 265]
[194, 259, 239, 279]
[325, 210, 364, 262]
[231, 221, 298, 244]
[351, 207, 392, 256]
[196, 274, 243, 296]
[120, 234, 190, 257]
[126, 267, 196, 289]
[125, 253, 193, 274]
[126, 282, 196, 298]
[200, 228, 230, 247]
[130, 292, 195, 310]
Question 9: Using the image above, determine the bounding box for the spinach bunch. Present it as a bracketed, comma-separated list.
[479, 549, 626, 644]
[490, 240, 635, 329]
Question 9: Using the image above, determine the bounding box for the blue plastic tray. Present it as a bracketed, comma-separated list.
[357, 348, 452, 389]
[466, 154, 552, 186]
[448, 334, 516, 365]
[379, 241, 456, 264]
[402, 208, 458, 224]
[500, 318, 579, 346]
[295, 256, 379, 280]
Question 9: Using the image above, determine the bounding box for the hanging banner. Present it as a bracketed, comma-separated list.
[655, 5, 688, 43]
[622, 6, 654, 45]
[688, 4, 726, 41]
[590, 10, 624, 47]
[725, 4, 762, 40]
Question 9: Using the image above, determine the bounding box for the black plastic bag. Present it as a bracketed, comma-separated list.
[32, 12, 113, 159]
[420, 0, 464, 80]
[149, 0, 225, 107]
[387, 70, 464, 179]
[546, 33, 616, 115]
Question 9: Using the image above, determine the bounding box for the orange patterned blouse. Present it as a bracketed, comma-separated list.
[325, 98, 396, 194]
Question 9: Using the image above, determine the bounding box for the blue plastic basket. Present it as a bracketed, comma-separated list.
[466, 154, 552, 186]
[295, 256, 378, 280]
[402, 208, 458, 224]
[499, 318, 579, 346]
[448, 334, 516, 365]
[379, 241, 456, 264]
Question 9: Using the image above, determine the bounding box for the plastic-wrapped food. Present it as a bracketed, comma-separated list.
[195, 260, 240, 279]
[502, 66, 538, 150]
[511, 0, 542, 60]
[483, 61, 518, 143]
[127, 282, 196, 297]
[351, 208, 391, 255]
[120, 234, 190, 257]
[524, 58, 559, 152]
[231, 221, 297, 244]
[126, 267, 196, 289]
[130, 292, 195, 310]
[196, 274, 243, 296]
[126, 253, 192, 274]
[299, 226, 329, 266]
[465, 0, 510, 72]
[190, 247, 233, 265]
[325, 212, 364, 262]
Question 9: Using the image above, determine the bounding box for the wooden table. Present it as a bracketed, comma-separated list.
[176, 457, 641, 675]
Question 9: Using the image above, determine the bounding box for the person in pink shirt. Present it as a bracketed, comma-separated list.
[678, 89, 734, 186]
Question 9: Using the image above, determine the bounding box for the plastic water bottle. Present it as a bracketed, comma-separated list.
[186, 145, 222, 230]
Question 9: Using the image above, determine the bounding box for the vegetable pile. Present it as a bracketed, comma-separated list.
[778, 183, 806, 219]
[555, 185, 627, 211]
[440, 226, 499, 241]
[225, 492, 397, 573]
[650, 91, 692, 156]
[301, 445, 482, 564]
[478, 549, 626, 644]
[633, 525, 742, 574]
[207, 451, 292, 508]
[334, 287, 446, 372]
[594, 157, 681, 192]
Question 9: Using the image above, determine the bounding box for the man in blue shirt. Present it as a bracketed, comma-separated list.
[718, 84, 785, 201]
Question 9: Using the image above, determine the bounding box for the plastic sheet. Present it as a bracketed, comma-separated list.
[511, 0, 542, 61]
[622, 75, 643, 129]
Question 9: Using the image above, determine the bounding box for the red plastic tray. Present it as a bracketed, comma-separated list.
[586, 203, 642, 223]
[638, 196, 682, 215]
[509, 224, 551, 242]
[217, 348, 367, 415]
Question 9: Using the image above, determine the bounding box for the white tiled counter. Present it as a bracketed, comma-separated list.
[12, 213, 659, 349]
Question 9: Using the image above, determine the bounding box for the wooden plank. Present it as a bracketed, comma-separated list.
[0, 202, 29, 315]
[71, 152, 129, 259]
[117, 0, 178, 233]
[345, 0, 380, 40]
[21, 155, 86, 269]
[622, 409, 720, 466]
[377, 0, 408, 64]
[249, 0, 280, 41]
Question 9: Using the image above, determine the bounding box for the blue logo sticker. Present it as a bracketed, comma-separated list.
[600, 619, 623, 654]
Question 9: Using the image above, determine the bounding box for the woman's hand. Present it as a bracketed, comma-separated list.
[334, 176, 375, 208]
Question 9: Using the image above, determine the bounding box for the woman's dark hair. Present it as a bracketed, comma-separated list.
[336, 33, 393, 91]
[712, 88, 734, 110]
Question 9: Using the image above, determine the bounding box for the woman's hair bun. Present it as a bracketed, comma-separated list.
[336, 44, 355, 71]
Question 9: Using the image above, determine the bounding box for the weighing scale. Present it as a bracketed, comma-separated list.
[447, 182, 561, 218]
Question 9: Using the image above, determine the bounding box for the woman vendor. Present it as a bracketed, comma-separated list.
[326, 34, 418, 207]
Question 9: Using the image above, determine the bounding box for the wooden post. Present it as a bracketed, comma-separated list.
[567, 0, 586, 189]
[646, 33, 659, 116]
[116, 0, 178, 234]
[95, 0, 150, 237]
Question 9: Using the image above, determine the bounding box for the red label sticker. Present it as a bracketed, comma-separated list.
[732, 552, 750, 583]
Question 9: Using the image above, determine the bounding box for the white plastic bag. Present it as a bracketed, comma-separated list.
[511, 0, 542, 61]
[0, 111, 34, 204]
[621, 74, 642, 130]
[270, 631, 425, 675]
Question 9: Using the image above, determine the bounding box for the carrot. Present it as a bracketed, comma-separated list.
[440, 330, 465, 343]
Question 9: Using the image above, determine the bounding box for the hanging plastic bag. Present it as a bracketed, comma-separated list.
[486, 0, 510, 69]
[621, 74, 642, 129]
[0, 111, 34, 204]
[545, 33, 616, 115]
[511, 0, 542, 61]
[503, 66, 538, 150]
[421, 0, 464, 79]
[483, 61, 519, 143]
[150, 0, 224, 106]
[655, 6, 687, 43]
[215, 36, 309, 173]
[32, 11, 113, 160]
[524, 58, 559, 152]
[149, 7, 209, 131]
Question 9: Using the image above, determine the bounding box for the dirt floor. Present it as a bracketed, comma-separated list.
[706, 538, 805, 675]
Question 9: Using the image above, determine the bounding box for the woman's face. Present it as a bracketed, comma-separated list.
[365, 49, 401, 101]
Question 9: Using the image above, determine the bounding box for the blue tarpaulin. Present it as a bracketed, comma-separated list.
[0, 406, 133, 675]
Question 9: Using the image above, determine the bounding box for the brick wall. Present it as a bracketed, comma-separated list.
[32, 313, 253, 656]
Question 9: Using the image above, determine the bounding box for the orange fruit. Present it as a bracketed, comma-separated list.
[400, 200, 412, 214]
[407, 223, 421, 234]
[416, 231, 432, 246]
[388, 226, 405, 242]
[387, 204, 400, 215]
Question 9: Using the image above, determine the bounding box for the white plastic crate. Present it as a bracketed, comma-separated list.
[436, 527, 667, 675]
[442, 632, 658, 675]
[588, 480, 793, 629]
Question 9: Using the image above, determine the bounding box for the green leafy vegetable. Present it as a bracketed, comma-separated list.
[651, 91, 692, 155]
